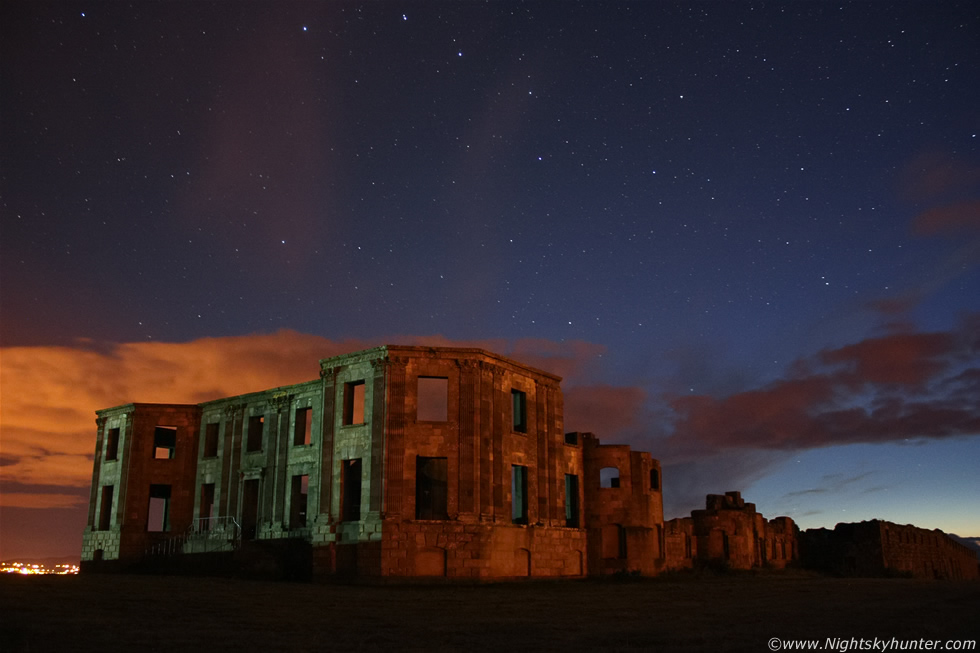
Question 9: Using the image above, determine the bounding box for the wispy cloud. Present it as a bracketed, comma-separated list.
[662, 316, 980, 458]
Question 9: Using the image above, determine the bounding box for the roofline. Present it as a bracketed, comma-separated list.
[319, 344, 563, 382]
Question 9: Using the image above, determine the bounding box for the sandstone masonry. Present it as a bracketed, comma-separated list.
[80, 345, 975, 581]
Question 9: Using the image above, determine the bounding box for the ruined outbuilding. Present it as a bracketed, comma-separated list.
[664, 491, 799, 571]
[801, 520, 978, 580]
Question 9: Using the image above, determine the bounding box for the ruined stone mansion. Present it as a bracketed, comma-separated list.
[80, 346, 978, 580]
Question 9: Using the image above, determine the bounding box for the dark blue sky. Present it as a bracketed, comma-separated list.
[2, 1, 978, 558]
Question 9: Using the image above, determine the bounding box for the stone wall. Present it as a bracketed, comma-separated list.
[801, 520, 978, 580]
[375, 521, 586, 579]
[662, 492, 799, 572]
[82, 403, 201, 568]
[581, 433, 665, 576]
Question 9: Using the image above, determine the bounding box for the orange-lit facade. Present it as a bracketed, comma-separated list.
[81, 345, 973, 580]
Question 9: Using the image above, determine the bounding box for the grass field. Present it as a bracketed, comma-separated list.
[1, 572, 978, 651]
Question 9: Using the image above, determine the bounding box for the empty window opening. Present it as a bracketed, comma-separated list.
[415, 456, 448, 520]
[98, 485, 114, 531]
[564, 432, 578, 445]
[105, 428, 120, 461]
[203, 422, 220, 458]
[601, 524, 627, 559]
[650, 469, 660, 491]
[343, 381, 366, 425]
[417, 376, 449, 422]
[600, 467, 620, 488]
[293, 407, 312, 446]
[241, 479, 259, 540]
[153, 426, 177, 459]
[246, 414, 264, 452]
[147, 484, 172, 532]
[290, 474, 309, 528]
[564, 474, 580, 528]
[512, 465, 528, 524]
[199, 483, 215, 529]
[512, 389, 527, 433]
[341, 460, 361, 521]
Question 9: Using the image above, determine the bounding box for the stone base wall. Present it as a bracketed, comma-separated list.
[377, 520, 586, 579]
[80, 527, 122, 561]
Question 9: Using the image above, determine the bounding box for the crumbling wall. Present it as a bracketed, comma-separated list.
[801, 521, 979, 579]
[665, 492, 799, 572]
[582, 434, 665, 576]
[765, 516, 798, 569]
[663, 517, 696, 571]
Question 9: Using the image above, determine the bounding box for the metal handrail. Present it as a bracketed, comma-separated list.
[144, 517, 242, 558]
[188, 516, 242, 552]
[190, 516, 241, 537]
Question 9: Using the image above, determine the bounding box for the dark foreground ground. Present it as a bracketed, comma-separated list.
[1, 572, 978, 652]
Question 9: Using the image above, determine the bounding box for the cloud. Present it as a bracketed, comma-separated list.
[913, 200, 980, 236]
[870, 151, 980, 315]
[784, 488, 828, 498]
[0, 492, 88, 510]
[780, 472, 875, 500]
[899, 152, 980, 203]
[661, 449, 787, 519]
[662, 317, 980, 458]
[563, 385, 647, 438]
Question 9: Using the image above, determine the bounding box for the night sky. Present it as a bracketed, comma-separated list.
[2, 1, 978, 560]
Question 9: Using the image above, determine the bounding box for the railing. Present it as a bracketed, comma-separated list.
[144, 532, 187, 558]
[186, 516, 241, 553]
[143, 517, 242, 558]
[191, 516, 241, 537]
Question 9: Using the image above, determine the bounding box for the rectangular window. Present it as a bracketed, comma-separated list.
[417, 376, 449, 422]
[290, 474, 309, 528]
[246, 414, 264, 452]
[564, 432, 578, 446]
[343, 381, 366, 425]
[153, 426, 177, 459]
[512, 465, 528, 524]
[147, 484, 171, 532]
[105, 428, 120, 461]
[650, 468, 660, 491]
[293, 407, 312, 446]
[564, 474, 580, 528]
[415, 456, 448, 520]
[199, 483, 215, 528]
[512, 389, 527, 433]
[203, 422, 220, 458]
[341, 460, 361, 521]
[98, 485, 114, 531]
